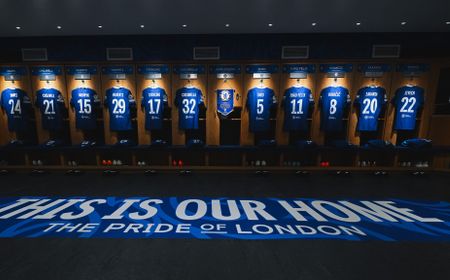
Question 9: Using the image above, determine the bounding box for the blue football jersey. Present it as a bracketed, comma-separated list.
[283, 86, 314, 131]
[70, 87, 100, 130]
[141, 87, 168, 130]
[319, 86, 350, 132]
[246, 87, 277, 132]
[35, 88, 66, 130]
[104, 87, 135, 131]
[175, 87, 204, 130]
[355, 86, 387, 131]
[393, 86, 424, 130]
[0, 88, 31, 131]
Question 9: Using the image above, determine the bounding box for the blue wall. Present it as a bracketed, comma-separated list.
[0, 32, 449, 62]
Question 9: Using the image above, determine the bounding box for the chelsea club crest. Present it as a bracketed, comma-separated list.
[217, 89, 235, 117]
[220, 90, 231, 101]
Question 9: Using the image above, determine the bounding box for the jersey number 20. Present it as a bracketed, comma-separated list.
[362, 98, 377, 114]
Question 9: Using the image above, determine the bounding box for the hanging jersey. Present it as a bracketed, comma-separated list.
[104, 87, 135, 131]
[355, 86, 387, 131]
[282, 86, 314, 131]
[393, 86, 424, 130]
[70, 87, 100, 130]
[246, 87, 277, 132]
[35, 88, 65, 130]
[141, 87, 168, 130]
[0, 88, 31, 132]
[174, 87, 204, 130]
[217, 89, 235, 117]
[319, 86, 350, 132]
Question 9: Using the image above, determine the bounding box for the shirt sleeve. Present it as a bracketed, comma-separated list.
[70, 90, 75, 107]
[174, 89, 180, 107]
[92, 90, 100, 107]
[345, 89, 351, 104]
[56, 90, 65, 104]
[141, 89, 146, 108]
[318, 90, 323, 107]
[198, 89, 205, 108]
[271, 89, 277, 107]
[128, 91, 136, 108]
[308, 90, 315, 105]
[281, 90, 287, 108]
[354, 88, 362, 106]
[104, 90, 109, 107]
[0, 91, 4, 109]
[35, 90, 41, 107]
[246, 90, 251, 109]
[381, 88, 388, 105]
[162, 89, 168, 104]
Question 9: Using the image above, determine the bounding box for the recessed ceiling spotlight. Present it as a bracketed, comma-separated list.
[57, 25, 62, 30]
[311, 22, 317, 26]
[225, 23, 230, 27]
[15, 26, 21, 30]
[446, 21, 450, 25]
[401, 21, 407, 25]
[182, 24, 187, 28]
[140, 24, 145, 28]
[356, 22, 361, 26]
[268, 23, 273, 27]
[98, 25, 103, 29]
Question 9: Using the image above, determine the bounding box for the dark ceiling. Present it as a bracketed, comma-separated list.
[0, 0, 449, 37]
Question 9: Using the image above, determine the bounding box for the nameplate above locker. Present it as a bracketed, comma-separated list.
[320, 64, 353, 78]
[282, 64, 316, 79]
[174, 65, 205, 80]
[138, 65, 169, 80]
[210, 65, 241, 79]
[246, 64, 279, 79]
[358, 63, 392, 78]
[396, 63, 429, 77]
[0, 66, 27, 81]
[66, 66, 98, 80]
[31, 66, 62, 81]
[102, 66, 133, 80]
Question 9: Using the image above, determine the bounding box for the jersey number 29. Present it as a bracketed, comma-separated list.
[112, 99, 126, 114]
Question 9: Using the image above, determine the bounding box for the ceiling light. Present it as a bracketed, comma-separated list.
[401, 21, 407, 25]
[268, 23, 273, 27]
[140, 24, 145, 28]
[15, 26, 21, 30]
[57, 25, 62, 30]
[182, 24, 187, 28]
[311, 22, 317, 26]
[356, 22, 361, 26]
[98, 25, 103, 29]
[446, 21, 450, 25]
[225, 23, 230, 27]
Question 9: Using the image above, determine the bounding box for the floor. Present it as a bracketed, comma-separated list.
[0, 171, 449, 280]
